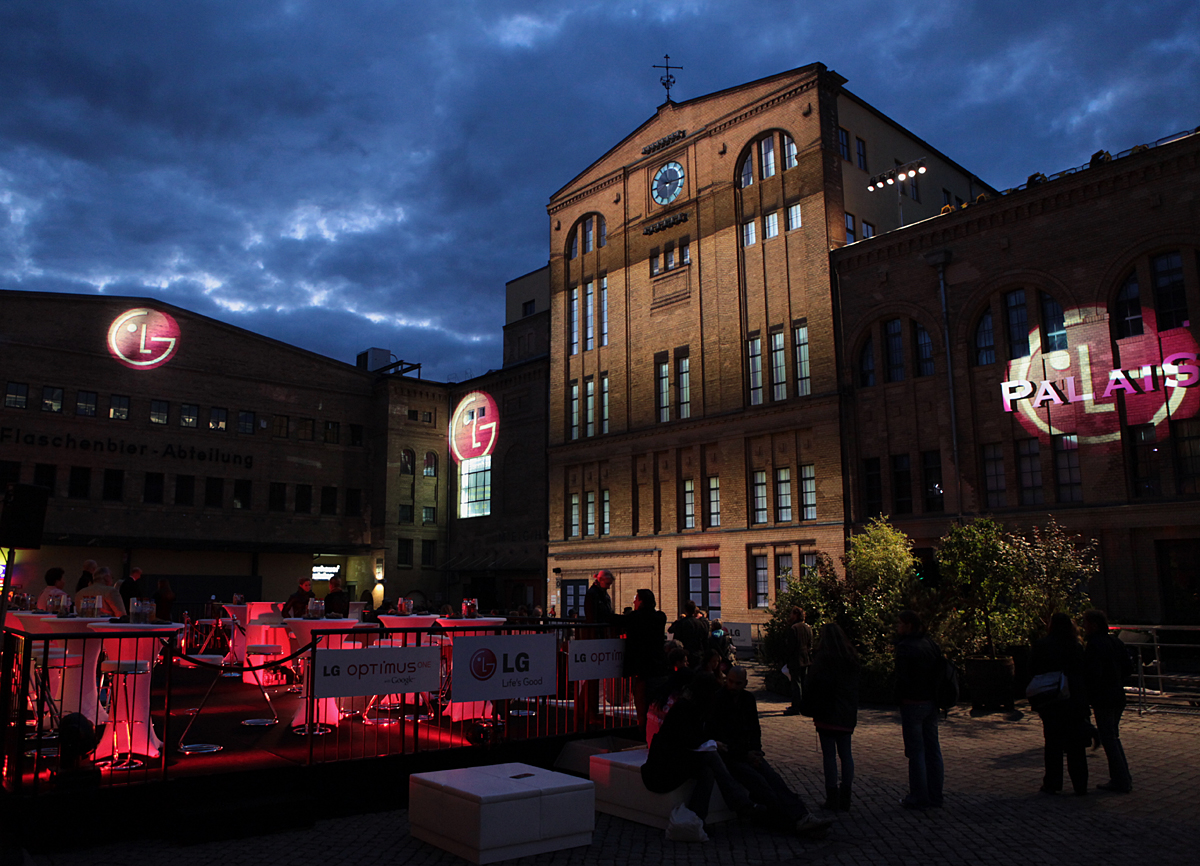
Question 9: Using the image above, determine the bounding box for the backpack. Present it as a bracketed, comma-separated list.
[935, 654, 960, 713]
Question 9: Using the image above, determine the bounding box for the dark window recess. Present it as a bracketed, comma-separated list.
[143, 472, 164, 504]
[294, 484, 312, 514]
[233, 479, 252, 510]
[150, 400, 169, 425]
[297, 419, 315, 440]
[345, 488, 362, 517]
[102, 468, 124, 502]
[862, 458, 882, 518]
[238, 411, 255, 435]
[891, 454, 913, 514]
[397, 539, 414, 567]
[422, 506, 436, 524]
[922, 451, 944, 512]
[421, 540, 436, 569]
[398, 503, 414, 523]
[321, 486, 338, 515]
[33, 463, 56, 496]
[273, 415, 289, 438]
[324, 421, 340, 444]
[180, 404, 198, 428]
[76, 391, 98, 417]
[1, 461, 21, 488]
[269, 482, 287, 512]
[68, 466, 91, 499]
[205, 477, 224, 508]
[349, 424, 364, 447]
[175, 475, 195, 506]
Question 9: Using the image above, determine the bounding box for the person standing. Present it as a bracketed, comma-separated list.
[622, 588, 668, 728]
[282, 577, 316, 618]
[577, 569, 616, 727]
[894, 609, 943, 809]
[782, 607, 813, 716]
[668, 600, 709, 659]
[75, 559, 97, 594]
[119, 566, 146, 610]
[1031, 613, 1090, 795]
[1082, 609, 1133, 793]
[805, 622, 860, 811]
[323, 576, 350, 617]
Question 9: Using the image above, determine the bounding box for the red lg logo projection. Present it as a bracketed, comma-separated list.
[107, 308, 181, 370]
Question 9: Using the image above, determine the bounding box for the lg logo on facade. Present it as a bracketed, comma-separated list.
[107, 308, 181, 370]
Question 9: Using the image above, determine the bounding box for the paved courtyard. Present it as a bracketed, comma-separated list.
[22, 665, 1200, 866]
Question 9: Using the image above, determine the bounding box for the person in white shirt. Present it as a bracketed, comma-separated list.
[36, 567, 69, 611]
[73, 566, 126, 617]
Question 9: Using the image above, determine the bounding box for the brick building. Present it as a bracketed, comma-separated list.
[832, 128, 1200, 624]
[544, 63, 990, 622]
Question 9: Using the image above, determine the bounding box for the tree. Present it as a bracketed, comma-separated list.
[840, 517, 921, 657]
[936, 517, 1019, 659]
[1008, 516, 1096, 639]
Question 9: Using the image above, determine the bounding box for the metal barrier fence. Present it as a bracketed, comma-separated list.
[1111, 624, 1200, 716]
[1, 618, 637, 795]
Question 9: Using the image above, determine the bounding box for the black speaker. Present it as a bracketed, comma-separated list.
[0, 483, 50, 549]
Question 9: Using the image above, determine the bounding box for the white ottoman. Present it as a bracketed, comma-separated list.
[589, 748, 736, 829]
[409, 762, 594, 864]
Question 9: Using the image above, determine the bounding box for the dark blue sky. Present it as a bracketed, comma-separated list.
[2, 1, 1197, 381]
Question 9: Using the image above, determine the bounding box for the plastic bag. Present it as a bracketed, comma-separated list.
[665, 803, 709, 842]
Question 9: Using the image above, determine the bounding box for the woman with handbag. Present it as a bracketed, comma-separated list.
[1030, 613, 1090, 795]
[805, 622, 860, 811]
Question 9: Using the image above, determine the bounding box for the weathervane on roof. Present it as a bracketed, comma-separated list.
[653, 54, 682, 102]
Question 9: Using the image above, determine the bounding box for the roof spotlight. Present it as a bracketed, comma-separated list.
[885, 176, 895, 185]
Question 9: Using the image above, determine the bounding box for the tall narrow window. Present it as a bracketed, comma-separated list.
[776, 553, 793, 595]
[599, 277, 609, 346]
[1114, 272, 1143, 339]
[891, 454, 913, 514]
[583, 217, 594, 254]
[656, 355, 670, 422]
[752, 471, 768, 524]
[837, 128, 851, 160]
[862, 222, 875, 239]
[683, 478, 695, 529]
[601, 489, 611, 534]
[680, 241, 690, 264]
[783, 134, 798, 169]
[885, 318, 905, 382]
[707, 476, 721, 527]
[1153, 251, 1189, 330]
[740, 154, 753, 188]
[598, 217, 607, 247]
[922, 450, 944, 512]
[570, 493, 580, 537]
[600, 374, 609, 434]
[459, 455, 491, 517]
[975, 310, 995, 365]
[1006, 289, 1030, 359]
[856, 137, 868, 171]
[1041, 292, 1067, 351]
[859, 338, 875, 386]
[775, 467, 792, 522]
[752, 555, 770, 608]
[845, 213, 856, 243]
[1129, 424, 1161, 497]
[794, 323, 810, 396]
[760, 137, 775, 179]
[770, 331, 787, 401]
[983, 443, 1006, 508]
[569, 286, 579, 355]
[764, 211, 779, 239]
[569, 381, 580, 440]
[1054, 434, 1082, 502]
[747, 337, 763, 405]
[1018, 438, 1044, 505]
[786, 203, 802, 231]
[584, 281, 595, 351]
[913, 323, 935, 377]
[111, 396, 130, 421]
[423, 452, 437, 477]
[677, 352, 691, 420]
[800, 464, 816, 520]
[742, 219, 756, 247]
[1172, 418, 1200, 494]
[863, 457, 882, 518]
[585, 378, 595, 437]
[569, 232, 578, 259]
[586, 491, 596, 536]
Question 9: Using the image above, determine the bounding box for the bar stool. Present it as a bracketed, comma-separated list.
[241, 644, 282, 727]
[96, 658, 151, 770]
[25, 647, 82, 757]
[175, 654, 230, 754]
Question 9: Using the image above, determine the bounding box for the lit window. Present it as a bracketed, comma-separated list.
[423, 452, 437, 477]
[764, 211, 779, 239]
[775, 467, 792, 522]
[148, 400, 168, 424]
[180, 403, 198, 428]
[783, 134, 798, 169]
[459, 455, 491, 517]
[422, 505, 436, 524]
[110, 395, 130, 421]
[208, 407, 226, 431]
[42, 387, 63, 413]
[742, 219, 756, 247]
[760, 136, 775, 179]
[586, 491, 596, 536]
[794, 324, 810, 397]
[77, 391, 97, 417]
[786, 203, 802, 231]
[707, 476, 721, 527]
[747, 337, 763, 405]
[683, 478, 695, 529]
[752, 471, 768, 524]
[770, 331, 786, 401]
[677, 353, 691, 419]
[4, 382, 28, 409]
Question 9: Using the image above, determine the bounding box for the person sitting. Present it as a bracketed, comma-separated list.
[669, 600, 710, 657]
[282, 578, 316, 618]
[37, 567, 69, 612]
[641, 671, 763, 828]
[73, 566, 125, 617]
[322, 576, 350, 617]
[710, 666, 832, 836]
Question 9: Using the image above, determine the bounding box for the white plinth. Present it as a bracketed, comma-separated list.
[588, 748, 736, 829]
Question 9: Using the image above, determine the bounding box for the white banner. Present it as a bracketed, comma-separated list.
[722, 622, 754, 649]
[567, 638, 626, 681]
[451, 634, 557, 702]
[313, 646, 441, 698]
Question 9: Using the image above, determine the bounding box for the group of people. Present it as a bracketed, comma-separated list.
[31, 559, 175, 620]
[579, 569, 1135, 838]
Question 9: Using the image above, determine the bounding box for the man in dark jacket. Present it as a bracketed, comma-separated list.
[1083, 609, 1133, 793]
[577, 569, 616, 727]
[668, 600, 709, 659]
[894, 610, 943, 809]
[782, 607, 813, 715]
[710, 666, 832, 836]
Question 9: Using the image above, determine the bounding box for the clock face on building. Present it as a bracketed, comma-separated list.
[652, 161, 685, 205]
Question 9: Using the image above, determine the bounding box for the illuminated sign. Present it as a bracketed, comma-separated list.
[311, 564, 341, 581]
[107, 308, 181, 370]
[449, 391, 499, 463]
[1001, 318, 1200, 445]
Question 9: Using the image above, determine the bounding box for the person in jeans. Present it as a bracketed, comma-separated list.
[1083, 609, 1133, 793]
[894, 610, 943, 809]
[805, 622, 860, 811]
[782, 607, 813, 716]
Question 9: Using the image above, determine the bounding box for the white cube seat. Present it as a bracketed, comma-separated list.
[588, 748, 736, 829]
[409, 762, 593, 864]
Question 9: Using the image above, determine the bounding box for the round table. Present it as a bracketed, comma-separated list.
[281, 618, 373, 731]
[87, 622, 183, 760]
[435, 617, 506, 721]
[36, 617, 114, 728]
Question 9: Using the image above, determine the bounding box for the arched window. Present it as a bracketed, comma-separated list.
[974, 311, 995, 366]
[859, 337, 875, 387]
[913, 323, 935, 376]
[400, 449, 415, 475]
[739, 153, 753, 189]
[783, 134, 798, 170]
[423, 452, 437, 477]
[1114, 271, 1143, 339]
[1040, 292, 1067, 351]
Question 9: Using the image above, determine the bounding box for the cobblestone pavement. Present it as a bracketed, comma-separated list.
[25, 666, 1200, 866]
